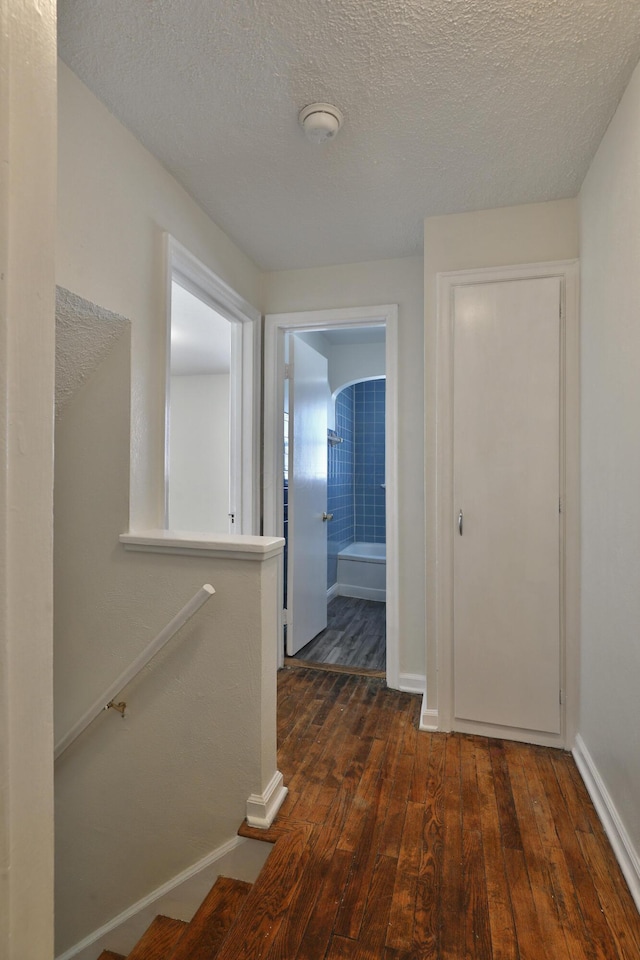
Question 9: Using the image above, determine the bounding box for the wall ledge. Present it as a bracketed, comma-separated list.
[120, 530, 285, 562]
[573, 734, 640, 912]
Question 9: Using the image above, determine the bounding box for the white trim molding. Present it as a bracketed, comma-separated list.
[337, 584, 386, 603]
[399, 673, 426, 695]
[263, 304, 400, 689]
[419, 696, 439, 732]
[573, 735, 640, 912]
[246, 770, 288, 829]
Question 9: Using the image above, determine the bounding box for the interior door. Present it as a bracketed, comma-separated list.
[453, 276, 561, 735]
[287, 336, 328, 655]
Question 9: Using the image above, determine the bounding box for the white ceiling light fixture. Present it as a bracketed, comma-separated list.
[298, 102, 344, 144]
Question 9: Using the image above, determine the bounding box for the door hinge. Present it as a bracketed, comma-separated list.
[559, 498, 562, 514]
[559, 689, 565, 705]
[282, 608, 288, 625]
[284, 363, 291, 380]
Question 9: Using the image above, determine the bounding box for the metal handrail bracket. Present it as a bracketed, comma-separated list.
[54, 583, 215, 761]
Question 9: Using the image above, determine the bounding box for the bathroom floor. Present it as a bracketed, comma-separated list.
[290, 596, 386, 673]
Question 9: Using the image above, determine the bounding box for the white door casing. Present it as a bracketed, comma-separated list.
[263, 305, 400, 687]
[453, 277, 561, 734]
[287, 336, 329, 655]
[436, 261, 580, 748]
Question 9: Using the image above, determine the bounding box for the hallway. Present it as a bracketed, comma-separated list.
[259, 667, 640, 959]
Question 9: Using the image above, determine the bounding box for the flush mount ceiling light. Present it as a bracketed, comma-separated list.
[298, 102, 344, 144]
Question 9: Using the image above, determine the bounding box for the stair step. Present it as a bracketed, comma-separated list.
[168, 875, 252, 960]
[126, 916, 187, 960]
[215, 824, 314, 960]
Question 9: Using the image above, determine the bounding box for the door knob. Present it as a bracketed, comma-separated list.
[458, 509, 463, 536]
[322, 512, 334, 522]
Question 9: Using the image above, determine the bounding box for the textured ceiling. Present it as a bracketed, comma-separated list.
[58, 0, 640, 271]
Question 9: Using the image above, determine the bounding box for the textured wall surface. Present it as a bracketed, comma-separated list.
[56, 286, 130, 413]
[57, 0, 640, 270]
[579, 58, 640, 872]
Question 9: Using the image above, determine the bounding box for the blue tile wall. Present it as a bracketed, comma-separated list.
[354, 379, 386, 543]
[325, 378, 386, 588]
[327, 385, 355, 586]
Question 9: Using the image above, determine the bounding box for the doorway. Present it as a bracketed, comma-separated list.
[290, 367, 387, 673]
[435, 260, 580, 747]
[264, 305, 400, 689]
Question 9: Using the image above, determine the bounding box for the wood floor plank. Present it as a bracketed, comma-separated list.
[524, 753, 593, 960]
[507, 744, 572, 960]
[246, 670, 640, 960]
[169, 876, 252, 960]
[460, 735, 492, 960]
[126, 916, 187, 960]
[474, 738, 519, 960]
[536, 751, 620, 960]
[334, 776, 393, 939]
[215, 826, 313, 960]
[576, 828, 640, 960]
[293, 596, 386, 673]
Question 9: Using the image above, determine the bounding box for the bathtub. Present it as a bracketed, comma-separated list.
[336, 542, 386, 602]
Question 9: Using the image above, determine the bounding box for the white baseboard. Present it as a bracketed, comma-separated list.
[419, 693, 439, 732]
[246, 769, 288, 829]
[56, 833, 271, 960]
[398, 673, 426, 695]
[337, 584, 386, 602]
[327, 582, 339, 601]
[573, 734, 640, 912]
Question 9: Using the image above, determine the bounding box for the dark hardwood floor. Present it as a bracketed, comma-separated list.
[291, 596, 386, 673]
[262, 667, 640, 960]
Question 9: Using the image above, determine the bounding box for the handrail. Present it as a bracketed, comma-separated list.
[54, 583, 215, 761]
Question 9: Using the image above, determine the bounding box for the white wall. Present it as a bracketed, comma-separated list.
[0, 3, 56, 956]
[262, 257, 425, 679]
[57, 62, 262, 530]
[55, 65, 282, 953]
[329, 341, 385, 395]
[169, 374, 231, 533]
[54, 331, 281, 953]
[423, 199, 579, 706]
[579, 58, 640, 888]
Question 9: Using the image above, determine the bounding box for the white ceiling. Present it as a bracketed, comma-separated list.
[58, 0, 640, 272]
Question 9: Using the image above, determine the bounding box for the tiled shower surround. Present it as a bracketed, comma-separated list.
[327, 378, 386, 587]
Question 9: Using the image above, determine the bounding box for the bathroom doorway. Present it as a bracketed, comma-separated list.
[292, 374, 387, 673]
[263, 305, 400, 689]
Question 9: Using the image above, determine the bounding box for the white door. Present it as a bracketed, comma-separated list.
[453, 276, 561, 734]
[287, 336, 329, 655]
